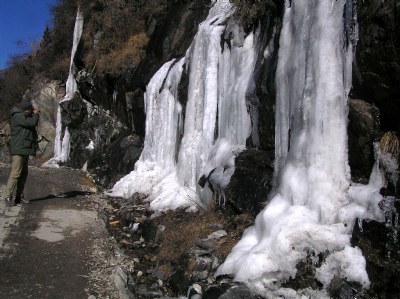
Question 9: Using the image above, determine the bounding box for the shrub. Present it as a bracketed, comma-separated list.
[97, 33, 149, 73]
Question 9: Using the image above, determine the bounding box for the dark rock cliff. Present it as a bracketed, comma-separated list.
[352, 0, 400, 133]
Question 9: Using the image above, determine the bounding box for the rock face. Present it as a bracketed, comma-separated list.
[351, 198, 400, 298]
[31, 80, 66, 162]
[352, 0, 400, 132]
[90, 134, 143, 188]
[225, 149, 274, 216]
[348, 98, 380, 181]
[250, 9, 283, 153]
[58, 91, 141, 188]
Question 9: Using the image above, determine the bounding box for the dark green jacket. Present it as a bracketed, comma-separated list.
[8, 107, 39, 156]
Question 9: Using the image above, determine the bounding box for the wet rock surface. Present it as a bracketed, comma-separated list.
[348, 98, 380, 182]
[89, 134, 143, 188]
[351, 197, 400, 298]
[56, 91, 143, 188]
[225, 149, 274, 216]
[352, 0, 400, 132]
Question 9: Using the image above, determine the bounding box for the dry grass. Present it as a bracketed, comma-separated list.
[155, 205, 254, 277]
[96, 33, 149, 73]
[380, 131, 400, 161]
[157, 209, 224, 261]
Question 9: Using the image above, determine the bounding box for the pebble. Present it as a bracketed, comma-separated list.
[207, 230, 227, 239]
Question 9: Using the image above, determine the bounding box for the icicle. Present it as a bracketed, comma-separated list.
[217, 0, 368, 291]
[43, 8, 84, 167]
[109, 0, 255, 211]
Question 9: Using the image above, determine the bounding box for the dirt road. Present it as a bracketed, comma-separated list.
[0, 164, 116, 299]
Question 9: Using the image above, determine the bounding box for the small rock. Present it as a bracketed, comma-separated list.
[189, 249, 212, 256]
[192, 270, 209, 281]
[194, 239, 216, 250]
[212, 256, 220, 270]
[196, 257, 212, 271]
[207, 230, 227, 240]
[192, 283, 202, 294]
[113, 266, 135, 299]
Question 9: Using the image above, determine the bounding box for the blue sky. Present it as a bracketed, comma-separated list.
[0, 0, 58, 70]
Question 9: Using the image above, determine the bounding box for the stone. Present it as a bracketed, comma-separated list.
[189, 249, 212, 257]
[195, 257, 212, 271]
[192, 270, 209, 281]
[113, 266, 136, 299]
[207, 230, 227, 240]
[193, 239, 216, 250]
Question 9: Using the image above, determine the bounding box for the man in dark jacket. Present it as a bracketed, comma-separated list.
[3, 100, 40, 206]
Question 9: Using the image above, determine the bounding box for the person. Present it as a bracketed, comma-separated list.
[3, 100, 40, 206]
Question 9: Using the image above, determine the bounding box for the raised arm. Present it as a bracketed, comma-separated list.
[13, 113, 39, 129]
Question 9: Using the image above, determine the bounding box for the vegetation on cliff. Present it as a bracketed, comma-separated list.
[0, 0, 187, 121]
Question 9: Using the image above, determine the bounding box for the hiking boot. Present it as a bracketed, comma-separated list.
[15, 194, 30, 204]
[5, 197, 15, 207]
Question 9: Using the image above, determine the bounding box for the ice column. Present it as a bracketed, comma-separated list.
[110, 0, 255, 210]
[49, 8, 84, 165]
[217, 0, 369, 291]
[109, 59, 186, 208]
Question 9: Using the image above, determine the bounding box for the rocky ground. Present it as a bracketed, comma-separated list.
[98, 194, 258, 299]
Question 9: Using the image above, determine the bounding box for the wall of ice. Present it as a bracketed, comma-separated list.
[216, 0, 384, 294]
[109, 0, 255, 211]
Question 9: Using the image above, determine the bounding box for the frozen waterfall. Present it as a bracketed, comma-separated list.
[44, 8, 84, 167]
[109, 0, 387, 295]
[216, 0, 383, 295]
[109, 0, 255, 210]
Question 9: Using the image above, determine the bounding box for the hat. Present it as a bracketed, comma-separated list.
[19, 101, 33, 111]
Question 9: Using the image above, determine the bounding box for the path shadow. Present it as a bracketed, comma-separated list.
[30, 191, 93, 202]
